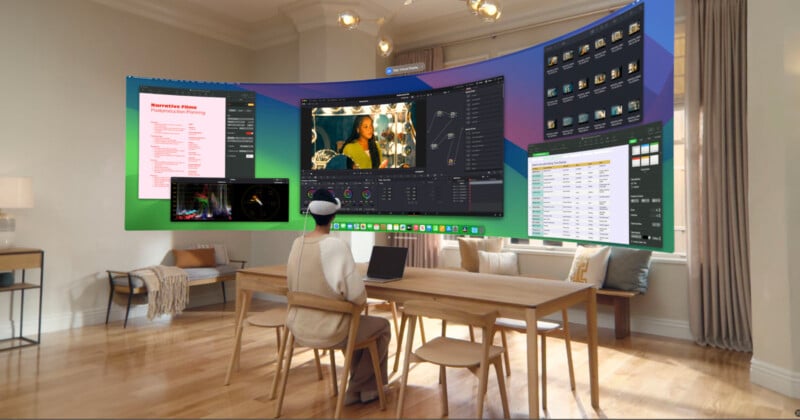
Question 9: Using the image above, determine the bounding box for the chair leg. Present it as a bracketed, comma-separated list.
[334, 345, 355, 419]
[313, 349, 323, 380]
[562, 309, 576, 390]
[220, 282, 227, 303]
[123, 292, 133, 328]
[367, 341, 387, 410]
[493, 359, 511, 419]
[419, 316, 427, 343]
[476, 361, 489, 419]
[106, 289, 114, 324]
[440, 365, 449, 417]
[329, 349, 338, 396]
[274, 332, 295, 418]
[270, 326, 290, 400]
[393, 314, 408, 373]
[396, 315, 417, 419]
[500, 328, 511, 377]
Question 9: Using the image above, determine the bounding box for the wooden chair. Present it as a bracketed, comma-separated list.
[396, 300, 510, 419]
[223, 304, 323, 386]
[272, 292, 387, 419]
[495, 309, 576, 411]
[364, 298, 427, 373]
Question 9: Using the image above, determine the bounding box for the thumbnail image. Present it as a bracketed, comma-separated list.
[650, 154, 660, 166]
[546, 87, 558, 98]
[578, 113, 589, 124]
[579, 44, 591, 56]
[628, 99, 641, 112]
[594, 109, 606, 120]
[632, 157, 641, 167]
[610, 105, 624, 116]
[632, 145, 641, 156]
[611, 67, 622, 80]
[562, 116, 574, 127]
[611, 30, 623, 43]
[563, 50, 574, 61]
[594, 73, 606, 85]
[578, 78, 589, 90]
[629, 21, 641, 35]
[547, 55, 558, 67]
[650, 142, 660, 153]
[562, 83, 574, 94]
[595, 37, 606, 49]
[628, 60, 640, 74]
[546, 119, 557, 130]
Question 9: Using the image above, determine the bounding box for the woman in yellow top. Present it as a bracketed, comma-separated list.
[341, 115, 387, 169]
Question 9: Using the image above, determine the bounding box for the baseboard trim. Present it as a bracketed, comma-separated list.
[563, 308, 693, 341]
[750, 358, 800, 399]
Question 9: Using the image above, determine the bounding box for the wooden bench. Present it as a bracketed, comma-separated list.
[596, 288, 640, 339]
[105, 259, 246, 328]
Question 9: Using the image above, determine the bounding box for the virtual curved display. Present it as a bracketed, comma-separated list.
[125, 0, 673, 251]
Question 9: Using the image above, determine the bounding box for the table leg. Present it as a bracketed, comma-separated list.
[225, 289, 252, 385]
[526, 307, 540, 419]
[586, 288, 599, 409]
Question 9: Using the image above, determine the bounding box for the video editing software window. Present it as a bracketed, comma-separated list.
[299, 76, 504, 216]
[543, 4, 644, 140]
[171, 178, 289, 222]
[528, 122, 663, 248]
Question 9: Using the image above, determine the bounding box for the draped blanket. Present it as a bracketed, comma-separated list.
[132, 265, 190, 320]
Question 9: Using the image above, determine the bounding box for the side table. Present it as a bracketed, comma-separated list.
[0, 247, 44, 351]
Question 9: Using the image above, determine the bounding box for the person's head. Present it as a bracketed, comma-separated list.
[307, 188, 341, 226]
[345, 115, 380, 168]
[347, 115, 374, 143]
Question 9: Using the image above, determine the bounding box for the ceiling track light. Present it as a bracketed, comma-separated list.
[466, 0, 502, 22]
[377, 36, 394, 57]
[337, 10, 360, 29]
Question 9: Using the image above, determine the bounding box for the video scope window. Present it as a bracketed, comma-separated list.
[299, 76, 505, 216]
[528, 122, 663, 248]
[542, 3, 644, 140]
[138, 86, 256, 199]
[171, 177, 289, 222]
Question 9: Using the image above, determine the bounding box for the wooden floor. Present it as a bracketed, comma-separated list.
[1, 300, 797, 419]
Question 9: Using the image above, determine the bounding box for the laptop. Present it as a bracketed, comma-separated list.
[363, 246, 408, 283]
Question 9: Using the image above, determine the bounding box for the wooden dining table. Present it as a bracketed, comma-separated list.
[227, 264, 599, 419]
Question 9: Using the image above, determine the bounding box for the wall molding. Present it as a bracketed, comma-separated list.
[750, 358, 800, 399]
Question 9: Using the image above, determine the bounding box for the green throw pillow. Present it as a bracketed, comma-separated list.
[603, 247, 652, 293]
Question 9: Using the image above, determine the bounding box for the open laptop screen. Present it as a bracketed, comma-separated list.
[366, 246, 408, 280]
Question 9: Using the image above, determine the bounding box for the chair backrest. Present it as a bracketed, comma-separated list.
[402, 300, 498, 338]
[286, 291, 363, 349]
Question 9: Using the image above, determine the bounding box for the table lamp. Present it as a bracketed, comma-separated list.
[0, 177, 34, 248]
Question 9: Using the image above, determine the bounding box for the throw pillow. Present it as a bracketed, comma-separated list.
[458, 237, 504, 272]
[173, 248, 216, 268]
[604, 247, 652, 293]
[196, 243, 229, 265]
[566, 245, 611, 288]
[478, 251, 519, 276]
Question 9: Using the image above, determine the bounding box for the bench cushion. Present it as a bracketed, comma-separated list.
[603, 247, 652, 293]
[112, 264, 239, 288]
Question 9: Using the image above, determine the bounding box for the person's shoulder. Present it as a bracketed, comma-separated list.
[320, 235, 348, 248]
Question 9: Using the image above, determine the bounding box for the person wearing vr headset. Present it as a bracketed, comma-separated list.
[286, 188, 391, 405]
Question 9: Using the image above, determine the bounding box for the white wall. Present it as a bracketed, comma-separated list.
[0, 0, 255, 332]
[748, 0, 800, 399]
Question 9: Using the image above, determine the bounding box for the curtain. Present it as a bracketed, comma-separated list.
[388, 233, 440, 268]
[686, 0, 751, 351]
[392, 46, 445, 72]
